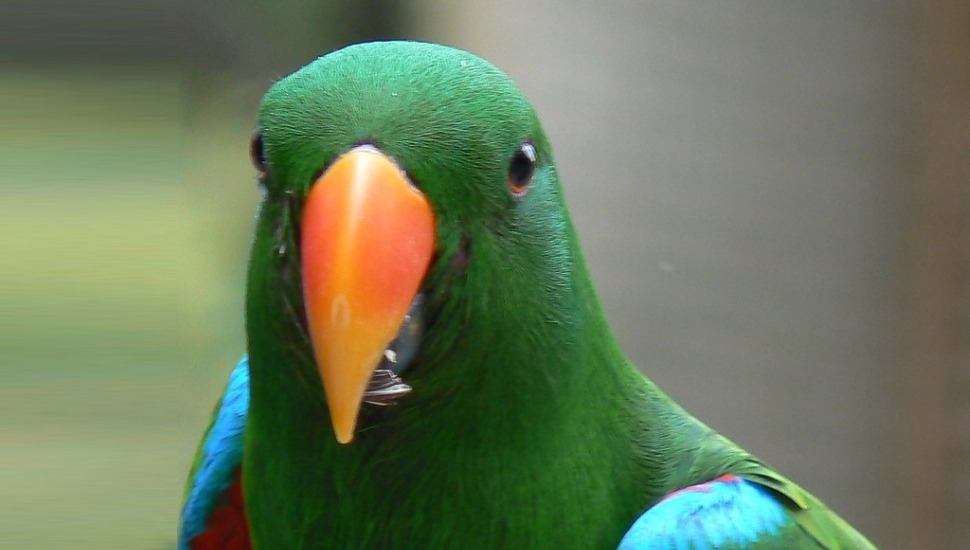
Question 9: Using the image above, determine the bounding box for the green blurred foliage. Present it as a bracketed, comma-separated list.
[4, 3, 409, 546]
[2, 68, 257, 548]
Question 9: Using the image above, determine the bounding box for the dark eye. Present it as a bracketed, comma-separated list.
[507, 142, 537, 198]
[250, 130, 267, 178]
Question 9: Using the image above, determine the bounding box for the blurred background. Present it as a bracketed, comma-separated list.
[5, 1, 967, 548]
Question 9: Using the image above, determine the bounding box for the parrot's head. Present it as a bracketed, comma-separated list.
[248, 41, 595, 445]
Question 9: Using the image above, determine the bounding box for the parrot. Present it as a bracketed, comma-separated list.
[178, 41, 877, 549]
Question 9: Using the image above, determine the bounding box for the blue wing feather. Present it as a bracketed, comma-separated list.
[618, 475, 796, 549]
[178, 357, 251, 549]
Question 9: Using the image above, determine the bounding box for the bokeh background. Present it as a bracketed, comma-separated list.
[6, 1, 968, 548]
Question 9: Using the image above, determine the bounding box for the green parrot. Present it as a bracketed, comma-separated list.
[178, 41, 877, 549]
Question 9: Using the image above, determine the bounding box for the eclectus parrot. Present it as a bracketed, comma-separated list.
[179, 41, 876, 549]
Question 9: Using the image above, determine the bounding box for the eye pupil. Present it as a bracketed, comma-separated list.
[507, 142, 536, 197]
[250, 131, 267, 176]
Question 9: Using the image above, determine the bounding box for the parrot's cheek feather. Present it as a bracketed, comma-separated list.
[451, 233, 471, 272]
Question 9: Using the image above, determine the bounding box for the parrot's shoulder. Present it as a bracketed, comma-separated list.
[178, 357, 251, 550]
[618, 473, 806, 549]
[623, 388, 878, 548]
[740, 467, 878, 550]
[617, 465, 877, 549]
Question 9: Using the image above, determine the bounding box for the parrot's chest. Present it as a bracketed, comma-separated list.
[246, 441, 629, 549]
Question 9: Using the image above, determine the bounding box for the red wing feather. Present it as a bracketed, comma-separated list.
[188, 470, 251, 550]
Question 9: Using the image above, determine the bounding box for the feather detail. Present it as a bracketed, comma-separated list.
[618, 475, 794, 549]
[187, 470, 251, 550]
[178, 358, 251, 550]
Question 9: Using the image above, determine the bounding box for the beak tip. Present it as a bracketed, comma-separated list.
[332, 413, 358, 444]
[335, 428, 355, 445]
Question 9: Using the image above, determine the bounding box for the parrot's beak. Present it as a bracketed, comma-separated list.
[301, 145, 435, 444]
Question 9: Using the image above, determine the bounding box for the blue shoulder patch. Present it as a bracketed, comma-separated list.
[178, 357, 250, 549]
[618, 475, 789, 549]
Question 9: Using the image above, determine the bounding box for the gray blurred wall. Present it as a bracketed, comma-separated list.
[413, 2, 908, 546]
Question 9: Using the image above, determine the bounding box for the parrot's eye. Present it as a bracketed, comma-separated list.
[250, 130, 267, 178]
[507, 142, 536, 198]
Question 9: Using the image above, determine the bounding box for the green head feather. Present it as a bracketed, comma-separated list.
[245, 41, 647, 548]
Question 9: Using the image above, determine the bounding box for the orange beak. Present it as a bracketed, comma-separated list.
[301, 145, 435, 444]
